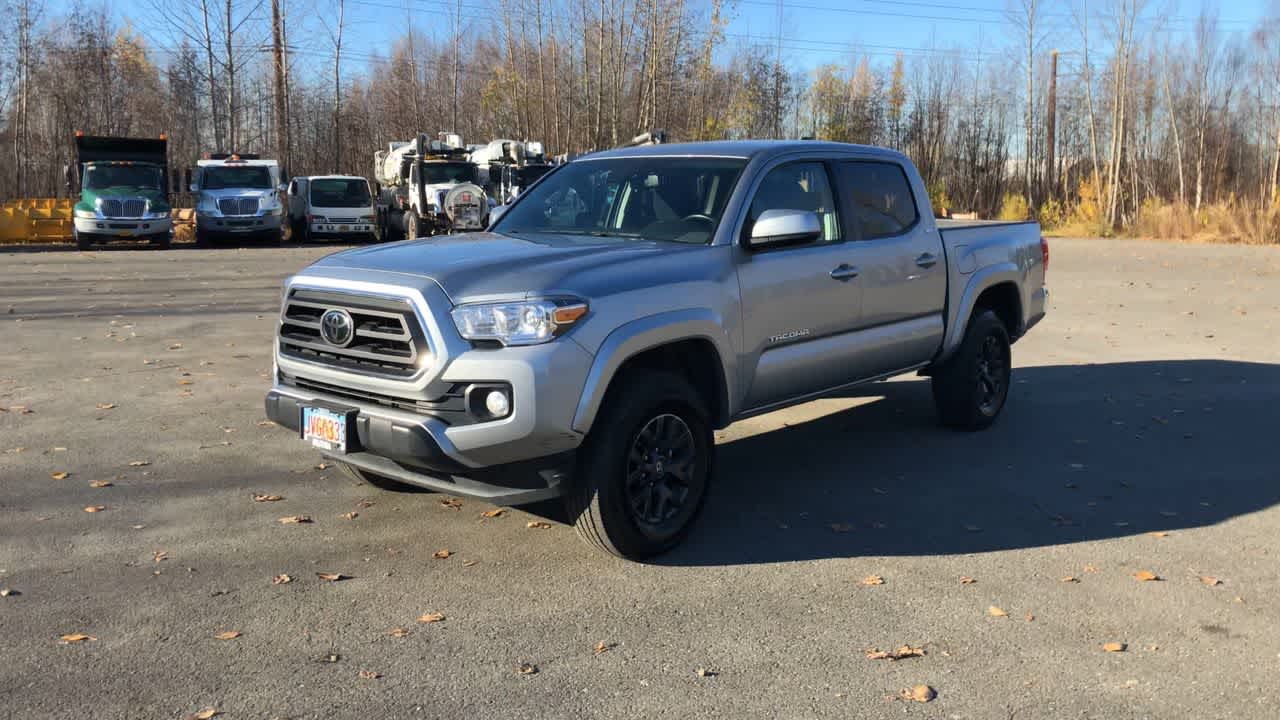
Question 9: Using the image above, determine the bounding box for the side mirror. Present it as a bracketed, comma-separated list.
[488, 204, 508, 227]
[278, 183, 288, 193]
[746, 209, 822, 249]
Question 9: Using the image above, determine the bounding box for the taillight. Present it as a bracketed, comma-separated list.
[1040, 236, 1049, 275]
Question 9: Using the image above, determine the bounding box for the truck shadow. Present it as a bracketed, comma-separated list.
[659, 359, 1280, 567]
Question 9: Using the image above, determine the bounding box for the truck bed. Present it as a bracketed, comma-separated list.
[935, 218, 1038, 231]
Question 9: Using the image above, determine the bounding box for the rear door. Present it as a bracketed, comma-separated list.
[831, 160, 946, 374]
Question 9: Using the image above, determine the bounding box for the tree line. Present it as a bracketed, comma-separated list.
[1, 0, 1277, 239]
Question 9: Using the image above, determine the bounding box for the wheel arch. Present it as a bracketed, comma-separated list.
[572, 310, 736, 434]
[936, 265, 1024, 365]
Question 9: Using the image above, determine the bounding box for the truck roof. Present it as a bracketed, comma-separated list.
[197, 158, 278, 168]
[305, 174, 369, 181]
[582, 139, 907, 163]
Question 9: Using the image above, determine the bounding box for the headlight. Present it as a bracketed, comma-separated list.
[451, 299, 588, 346]
[74, 209, 97, 219]
[147, 210, 169, 219]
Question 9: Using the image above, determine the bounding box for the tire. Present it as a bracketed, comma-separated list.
[565, 369, 713, 560]
[335, 460, 431, 493]
[931, 309, 1012, 431]
[195, 230, 215, 248]
[150, 233, 171, 250]
[405, 211, 420, 240]
[75, 228, 93, 251]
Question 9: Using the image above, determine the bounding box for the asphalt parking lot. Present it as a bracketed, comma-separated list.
[2, 237, 1279, 719]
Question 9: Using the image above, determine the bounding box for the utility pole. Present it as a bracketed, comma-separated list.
[1046, 49, 1058, 200]
[271, 0, 288, 176]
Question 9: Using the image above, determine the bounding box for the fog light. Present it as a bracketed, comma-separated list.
[484, 389, 510, 418]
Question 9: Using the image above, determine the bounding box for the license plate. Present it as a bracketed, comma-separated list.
[302, 406, 350, 452]
[339, 225, 349, 232]
[119, 230, 134, 237]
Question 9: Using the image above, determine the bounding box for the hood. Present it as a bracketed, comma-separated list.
[200, 187, 276, 200]
[305, 231, 711, 304]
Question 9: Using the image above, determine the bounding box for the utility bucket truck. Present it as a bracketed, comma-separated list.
[469, 139, 554, 205]
[374, 132, 488, 241]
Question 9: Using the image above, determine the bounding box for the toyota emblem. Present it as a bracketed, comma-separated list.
[319, 308, 354, 347]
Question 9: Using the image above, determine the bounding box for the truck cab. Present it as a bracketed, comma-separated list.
[69, 134, 173, 250]
[290, 175, 376, 242]
[191, 154, 285, 246]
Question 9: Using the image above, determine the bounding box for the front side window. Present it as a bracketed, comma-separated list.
[493, 156, 747, 245]
[309, 178, 371, 208]
[202, 166, 272, 190]
[837, 161, 919, 239]
[84, 164, 163, 190]
[747, 162, 841, 243]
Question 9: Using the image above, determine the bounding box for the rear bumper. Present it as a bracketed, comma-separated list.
[265, 386, 571, 505]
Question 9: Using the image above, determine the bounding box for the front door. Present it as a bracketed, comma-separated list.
[736, 161, 867, 410]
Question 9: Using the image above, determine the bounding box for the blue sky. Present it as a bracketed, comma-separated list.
[72, 0, 1276, 79]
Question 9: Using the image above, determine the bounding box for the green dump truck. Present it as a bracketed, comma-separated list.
[69, 133, 173, 250]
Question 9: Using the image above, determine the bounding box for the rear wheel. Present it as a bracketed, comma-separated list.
[565, 369, 713, 560]
[931, 309, 1012, 430]
[149, 233, 171, 250]
[405, 211, 421, 240]
[195, 229, 215, 248]
[335, 461, 431, 493]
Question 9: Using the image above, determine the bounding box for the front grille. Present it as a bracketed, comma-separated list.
[278, 289, 427, 377]
[326, 216, 359, 223]
[100, 198, 147, 218]
[218, 197, 260, 216]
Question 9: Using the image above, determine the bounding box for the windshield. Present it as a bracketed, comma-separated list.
[493, 157, 747, 244]
[309, 178, 371, 207]
[84, 164, 163, 190]
[202, 166, 272, 190]
[420, 162, 477, 185]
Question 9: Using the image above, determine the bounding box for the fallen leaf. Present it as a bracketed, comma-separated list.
[358, 670, 381, 680]
[153, 551, 168, 563]
[593, 640, 611, 655]
[438, 498, 462, 510]
[1149, 531, 1169, 538]
[252, 493, 283, 502]
[481, 508, 505, 518]
[95, 403, 116, 410]
[987, 606, 1008, 617]
[214, 631, 241, 640]
[168, 343, 183, 350]
[1103, 642, 1127, 653]
[828, 522, 853, 533]
[1199, 576, 1222, 586]
[272, 574, 292, 585]
[50, 471, 70, 480]
[390, 627, 411, 638]
[695, 667, 717, 678]
[526, 521, 552, 529]
[316, 572, 348, 582]
[339, 511, 358, 520]
[1024, 612, 1035, 622]
[177, 379, 194, 386]
[89, 480, 113, 488]
[315, 462, 330, 470]
[433, 549, 451, 560]
[59, 633, 96, 643]
[278, 515, 312, 524]
[127, 460, 150, 467]
[959, 576, 976, 585]
[356, 499, 374, 508]
[186, 709, 219, 720]
[462, 560, 478, 567]
[0, 588, 15, 597]
[900, 685, 936, 703]
[256, 419, 276, 427]
[1134, 570, 1161, 582]
[517, 662, 539, 675]
[418, 612, 446, 624]
[860, 575, 885, 586]
[1061, 575, 1079, 583]
[83, 505, 105, 513]
[317, 653, 340, 663]
[865, 645, 925, 661]
[1084, 564, 1100, 573]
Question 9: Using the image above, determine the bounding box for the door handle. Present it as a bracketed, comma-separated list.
[915, 253, 938, 269]
[830, 264, 859, 280]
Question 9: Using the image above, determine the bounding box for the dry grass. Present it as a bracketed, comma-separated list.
[1132, 201, 1280, 245]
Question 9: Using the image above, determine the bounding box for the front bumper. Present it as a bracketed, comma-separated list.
[309, 220, 375, 237]
[265, 386, 571, 504]
[196, 212, 283, 233]
[74, 216, 172, 237]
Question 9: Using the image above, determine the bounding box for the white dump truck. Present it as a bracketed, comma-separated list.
[373, 132, 488, 240]
[468, 139, 555, 206]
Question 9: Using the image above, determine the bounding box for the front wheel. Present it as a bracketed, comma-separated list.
[931, 309, 1012, 430]
[405, 212, 420, 240]
[74, 228, 93, 251]
[566, 369, 713, 560]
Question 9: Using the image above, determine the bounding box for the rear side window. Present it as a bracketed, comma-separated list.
[836, 161, 918, 239]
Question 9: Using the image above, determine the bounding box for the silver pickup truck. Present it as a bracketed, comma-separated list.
[265, 140, 1047, 559]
